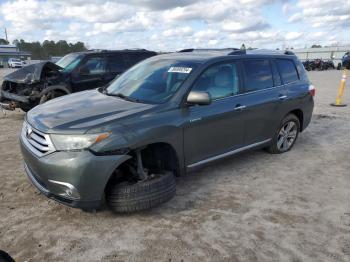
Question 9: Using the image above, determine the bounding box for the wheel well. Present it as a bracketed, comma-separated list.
[289, 109, 304, 131]
[139, 143, 180, 176]
[104, 143, 180, 194]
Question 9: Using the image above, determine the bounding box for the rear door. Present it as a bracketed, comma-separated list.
[184, 61, 246, 167]
[71, 55, 108, 91]
[105, 53, 128, 83]
[274, 58, 306, 116]
[238, 59, 281, 145]
[124, 52, 155, 68]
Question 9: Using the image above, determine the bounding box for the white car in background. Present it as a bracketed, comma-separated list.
[7, 58, 23, 68]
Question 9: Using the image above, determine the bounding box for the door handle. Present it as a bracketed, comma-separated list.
[278, 95, 287, 100]
[234, 105, 246, 111]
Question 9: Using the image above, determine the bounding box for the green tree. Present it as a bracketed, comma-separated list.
[0, 38, 9, 45]
[12, 39, 88, 59]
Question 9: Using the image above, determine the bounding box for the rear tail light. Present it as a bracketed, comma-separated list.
[309, 84, 316, 97]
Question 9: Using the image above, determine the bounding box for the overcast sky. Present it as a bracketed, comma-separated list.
[0, 0, 349, 51]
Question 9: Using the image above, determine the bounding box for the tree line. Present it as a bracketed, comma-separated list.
[0, 38, 88, 59]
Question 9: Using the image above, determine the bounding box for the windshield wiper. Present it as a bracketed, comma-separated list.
[106, 92, 140, 103]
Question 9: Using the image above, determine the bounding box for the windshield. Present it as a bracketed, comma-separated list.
[56, 54, 82, 71]
[11, 58, 21, 62]
[106, 59, 199, 104]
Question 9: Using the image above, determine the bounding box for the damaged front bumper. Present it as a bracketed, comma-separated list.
[0, 61, 63, 111]
[0, 88, 32, 111]
[19, 122, 131, 209]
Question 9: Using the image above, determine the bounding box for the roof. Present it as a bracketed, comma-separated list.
[74, 49, 157, 55]
[154, 48, 296, 64]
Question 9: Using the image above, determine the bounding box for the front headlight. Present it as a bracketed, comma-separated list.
[50, 133, 110, 151]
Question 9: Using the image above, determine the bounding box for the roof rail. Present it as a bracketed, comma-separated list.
[87, 49, 108, 52]
[178, 48, 240, 53]
[228, 49, 246, 55]
[284, 50, 295, 55]
[178, 48, 194, 52]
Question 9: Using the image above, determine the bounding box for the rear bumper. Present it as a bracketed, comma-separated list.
[20, 134, 131, 209]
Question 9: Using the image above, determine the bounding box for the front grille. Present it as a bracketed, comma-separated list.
[21, 121, 55, 157]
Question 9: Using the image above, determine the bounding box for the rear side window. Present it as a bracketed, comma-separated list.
[276, 59, 299, 84]
[243, 60, 273, 92]
[108, 55, 127, 73]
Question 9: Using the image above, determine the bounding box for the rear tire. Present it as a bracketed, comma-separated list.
[106, 172, 176, 213]
[266, 114, 300, 154]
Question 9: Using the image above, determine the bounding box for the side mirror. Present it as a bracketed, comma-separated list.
[187, 91, 211, 106]
[79, 66, 90, 75]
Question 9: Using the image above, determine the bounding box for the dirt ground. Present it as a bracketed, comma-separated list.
[0, 69, 349, 262]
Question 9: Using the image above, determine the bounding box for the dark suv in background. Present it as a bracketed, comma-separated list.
[0, 49, 157, 111]
[20, 49, 314, 213]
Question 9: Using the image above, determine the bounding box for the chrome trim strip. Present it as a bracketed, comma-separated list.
[48, 180, 76, 190]
[48, 179, 80, 200]
[21, 121, 55, 157]
[30, 133, 48, 146]
[187, 139, 271, 169]
[27, 138, 50, 152]
[210, 81, 298, 103]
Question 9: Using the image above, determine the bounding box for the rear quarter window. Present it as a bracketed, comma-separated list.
[276, 59, 299, 84]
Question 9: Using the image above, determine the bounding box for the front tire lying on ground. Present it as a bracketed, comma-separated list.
[106, 171, 176, 213]
[266, 114, 300, 154]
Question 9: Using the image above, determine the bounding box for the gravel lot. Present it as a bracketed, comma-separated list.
[0, 68, 349, 262]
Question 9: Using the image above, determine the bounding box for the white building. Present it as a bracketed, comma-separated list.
[0, 45, 31, 67]
[292, 46, 350, 65]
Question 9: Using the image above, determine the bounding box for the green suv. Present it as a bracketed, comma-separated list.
[20, 49, 315, 212]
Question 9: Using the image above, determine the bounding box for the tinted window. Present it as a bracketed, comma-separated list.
[271, 61, 282, 86]
[124, 53, 154, 66]
[80, 57, 107, 75]
[295, 59, 307, 82]
[276, 59, 299, 84]
[192, 62, 240, 100]
[56, 54, 83, 71]
[243, 60, 273, 92]
[108, 55, 127, 73]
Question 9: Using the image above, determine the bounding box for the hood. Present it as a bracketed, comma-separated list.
[4, 61, 61, 84]
[27, 90, 156, 133]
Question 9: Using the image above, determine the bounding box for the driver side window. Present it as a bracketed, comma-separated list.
[80, 57, 107, 75]
[192, 62, 240, 100]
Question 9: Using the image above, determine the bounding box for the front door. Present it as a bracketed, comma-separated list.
[184, 61, 246, 167]
[71, 55, 108, 91]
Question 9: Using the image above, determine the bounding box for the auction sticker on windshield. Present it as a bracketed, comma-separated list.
[168, 67, 192, 74]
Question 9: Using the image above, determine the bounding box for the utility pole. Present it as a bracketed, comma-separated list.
[4, 28, 8, 43]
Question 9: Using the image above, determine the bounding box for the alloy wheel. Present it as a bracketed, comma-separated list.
[277, 121, 298, 151]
